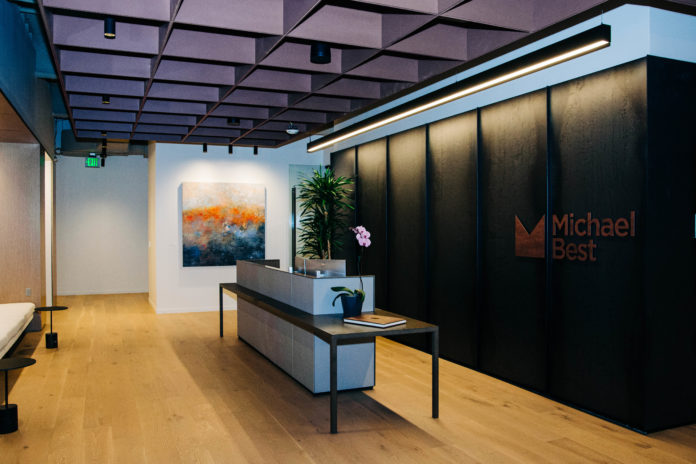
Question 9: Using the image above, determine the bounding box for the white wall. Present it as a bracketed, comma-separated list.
[44, 153, 53, 304]
[150, 141, 321, 313]
[649, 7, 696, 62]
[148, 142, 157, 307]
[314, 5, 696, 156]
[56, 155, 148, 295]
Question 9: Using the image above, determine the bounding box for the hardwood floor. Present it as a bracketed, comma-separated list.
[1, 293, 694, 463]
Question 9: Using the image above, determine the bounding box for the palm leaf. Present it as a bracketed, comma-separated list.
[297, 167, 354, 259]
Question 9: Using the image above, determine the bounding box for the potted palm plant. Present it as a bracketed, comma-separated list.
[297, 167, 354, 260]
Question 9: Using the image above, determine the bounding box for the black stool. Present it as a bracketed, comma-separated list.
[0, 357, 36, 434]
[35, 306, 68, 349]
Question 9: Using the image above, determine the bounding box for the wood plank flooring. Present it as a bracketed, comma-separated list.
[1, 293, 694, 463]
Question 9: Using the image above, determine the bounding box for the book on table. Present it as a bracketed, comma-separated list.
[343, 314, 406, 328]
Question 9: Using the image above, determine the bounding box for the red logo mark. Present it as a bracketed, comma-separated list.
[514, 215, 545, 258]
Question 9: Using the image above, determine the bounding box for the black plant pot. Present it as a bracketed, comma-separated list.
[340, 294, 363, 318]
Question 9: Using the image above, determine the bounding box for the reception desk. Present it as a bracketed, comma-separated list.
[227, 260, 376, 394]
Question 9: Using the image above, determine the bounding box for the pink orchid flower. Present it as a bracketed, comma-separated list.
[351, 226, 371, 248]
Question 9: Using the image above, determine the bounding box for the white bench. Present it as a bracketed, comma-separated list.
[0, 303, 35, 358]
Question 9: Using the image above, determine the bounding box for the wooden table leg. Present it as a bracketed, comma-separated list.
[219, 285, 223, 338]
[330, 338, 338, 433]
[432, 328, 439, 419]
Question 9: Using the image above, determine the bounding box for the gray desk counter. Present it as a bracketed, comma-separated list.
[223, 260, 377, 395]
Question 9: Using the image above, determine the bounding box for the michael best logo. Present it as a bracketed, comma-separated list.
[515, 211, 636, 261]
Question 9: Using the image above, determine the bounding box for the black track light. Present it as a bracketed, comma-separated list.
[310, 42, 331, 64]
[102, 95, 110, 104]
[202, 143, 207, 153]
[100, 131, 107, 137]
[104, 17, 116, 39]
[228, 144, 233, 154]
[227, 117, 240, 126]
[253, 145, 258, 156]
[101, 140, 107, 150]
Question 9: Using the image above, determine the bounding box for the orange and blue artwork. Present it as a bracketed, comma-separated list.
[182, 182, 265, 267]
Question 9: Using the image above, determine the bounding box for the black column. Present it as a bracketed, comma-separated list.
[356, 139, 389, 308]
[479, 90, 548, 391]
[427, 112, 478, 366]
[387, 127, 428, 350]
[548, 59, 646, 428]
[642, 56, 696, 431]
[331, 148, 357, 274]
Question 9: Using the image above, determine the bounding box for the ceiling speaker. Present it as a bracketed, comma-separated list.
[310, 42, 331, 64]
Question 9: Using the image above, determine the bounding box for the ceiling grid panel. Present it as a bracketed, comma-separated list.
[36, 0, 636, 148]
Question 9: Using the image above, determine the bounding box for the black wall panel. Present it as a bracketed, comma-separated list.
[356, 139, 388, 308]
[643, 56, 696, 431]
[330, 148, 358, 274]
[428, 112, 478, 366]
[331, 56, 696, 432]
[479, 90, 547, 391]
[549, 60, 647, 427]
[387, 128, 428, 350]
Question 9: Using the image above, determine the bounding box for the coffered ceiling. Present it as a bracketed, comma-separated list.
[34, 0, 687, 149]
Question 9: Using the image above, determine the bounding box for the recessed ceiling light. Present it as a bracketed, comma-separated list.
[286, 122, 299, 135]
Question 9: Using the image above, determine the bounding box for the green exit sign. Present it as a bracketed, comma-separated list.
[85, 156, 100, 168]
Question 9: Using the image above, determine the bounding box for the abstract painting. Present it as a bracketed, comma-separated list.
[182, 182, 265, 267]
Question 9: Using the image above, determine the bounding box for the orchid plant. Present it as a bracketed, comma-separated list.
[331, 226, 371, 305]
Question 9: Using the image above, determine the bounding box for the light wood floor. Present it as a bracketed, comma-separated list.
[1, 294, 694, 463]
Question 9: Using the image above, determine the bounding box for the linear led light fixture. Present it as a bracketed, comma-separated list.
[307, 25, 610, 153]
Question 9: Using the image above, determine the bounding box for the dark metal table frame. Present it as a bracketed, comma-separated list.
[219, 282, 438, 433]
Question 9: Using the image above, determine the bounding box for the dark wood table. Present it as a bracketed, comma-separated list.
[219, 282, 439, 433]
